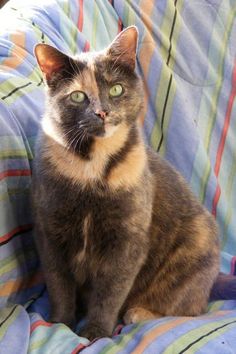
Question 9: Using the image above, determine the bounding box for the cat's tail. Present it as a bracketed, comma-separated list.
[210, 272, 236, 301]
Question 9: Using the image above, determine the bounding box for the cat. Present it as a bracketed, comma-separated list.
[32, 26, 221, 341]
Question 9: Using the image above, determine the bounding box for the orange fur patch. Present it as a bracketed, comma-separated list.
[107, 141, 147, 190]
[42, 122, 146, 190]
[124, 307, 160, 324]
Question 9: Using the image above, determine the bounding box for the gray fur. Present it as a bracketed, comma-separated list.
[32, 27, 220, 340]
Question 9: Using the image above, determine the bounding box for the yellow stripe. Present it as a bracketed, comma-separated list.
[163, 316, 236, 354]
[0, 306, 21, 340]
[0, 247, 35, 277]
[0, 150, 31, 159]
[132, 317, 191, 354]
[0, 271, 43, 297]
[151, 0, 184, 153]
[0, 189, 30, 203]
[192, 320, 236, 352]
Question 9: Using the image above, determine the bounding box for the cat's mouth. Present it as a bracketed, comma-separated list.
[77, 117, 120, 139]
[85, 123, 119, 139]
[85, 122, 105, 137]
[75, 116, 105, 137]
[63, 117, 121, 155]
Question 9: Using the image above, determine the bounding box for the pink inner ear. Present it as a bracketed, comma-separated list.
[40, 62, 64, 77]
[108, 26, 138, 69]
[121, 29, 137, 53]
[35, 44, 67, 80]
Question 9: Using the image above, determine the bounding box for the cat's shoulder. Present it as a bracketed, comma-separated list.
[145, 146, 194, 197]
[146, 146, 177, 177]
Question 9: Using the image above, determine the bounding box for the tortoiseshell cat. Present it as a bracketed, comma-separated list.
[33, 27, 220, 340]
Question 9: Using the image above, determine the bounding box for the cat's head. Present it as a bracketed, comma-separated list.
[35, 26, 143, 157]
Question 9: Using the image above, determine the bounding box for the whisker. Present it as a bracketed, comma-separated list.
[68, 126, 86, 154]
[69, 57, 82, 78]
[77, 130, 88, 155]
[61, 127, 77, 140]
[66, 129, 83, 152]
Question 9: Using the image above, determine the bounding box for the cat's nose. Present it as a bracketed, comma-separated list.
[95, 110, 107, 120]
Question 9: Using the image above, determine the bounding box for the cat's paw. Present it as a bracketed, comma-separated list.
[123, 307, 160, 324]
[79, 324, 111, 341]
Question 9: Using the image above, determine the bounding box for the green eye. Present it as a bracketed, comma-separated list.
[70, 91, 86, 103]
[109, 84, 123, 97]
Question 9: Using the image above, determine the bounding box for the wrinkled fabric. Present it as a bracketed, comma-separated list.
[0, 0, 236, 352]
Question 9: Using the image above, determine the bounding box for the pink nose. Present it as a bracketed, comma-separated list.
[95, 110, 107, 119]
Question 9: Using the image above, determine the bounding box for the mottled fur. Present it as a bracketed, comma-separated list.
[32, 27, 220, 340]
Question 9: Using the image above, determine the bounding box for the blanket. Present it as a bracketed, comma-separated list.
[0, 0, 236, 353]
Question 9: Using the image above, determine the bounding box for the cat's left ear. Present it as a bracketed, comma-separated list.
[34, 44, 71, 84]
[106, 26, 138, 70]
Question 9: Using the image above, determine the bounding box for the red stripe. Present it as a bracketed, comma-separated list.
[71, 343, 87, 354]
[0, 224, 32, 244]
[77, 0, 90, 52]
[83, 41, 90, 52]
[118, 18, 123, 34]
[212, 185, 221, 217]
[30, 320, 53, 334]
[77, 0, 83, 32]
[212, 60, 236, 215]
[0, 169, 31, 181]
[230, 256, 236, 275]
[113, 324, 123, 335]
[214, 60, 236, 177]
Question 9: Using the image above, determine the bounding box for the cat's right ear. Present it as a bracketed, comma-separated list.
[106, 26, 139, 70]
[34, 44, 70, 85]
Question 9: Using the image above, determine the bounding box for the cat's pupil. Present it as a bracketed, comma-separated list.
[109, 84, 123, 97]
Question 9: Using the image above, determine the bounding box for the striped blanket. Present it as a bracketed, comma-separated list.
[0, 0, 236, 353]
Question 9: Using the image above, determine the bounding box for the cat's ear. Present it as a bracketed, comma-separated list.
[34, 44, 70, 84]
[107, 26, 138, 70]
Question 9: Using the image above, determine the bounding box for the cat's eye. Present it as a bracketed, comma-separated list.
[109, 84, 123, 97]
[70, 91, 86, 103]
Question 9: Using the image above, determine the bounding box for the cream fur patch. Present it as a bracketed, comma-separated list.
[77, 213, 91, 263]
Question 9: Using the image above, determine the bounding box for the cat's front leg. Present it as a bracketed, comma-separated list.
[45, 269, 76, 328]
[79, 239, 147, 340]
[35, 227, 77, 328]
